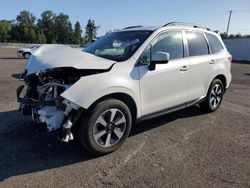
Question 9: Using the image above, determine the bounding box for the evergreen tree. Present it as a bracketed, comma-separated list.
[85, 19, 99, 43]
[73, 21, 82, 44]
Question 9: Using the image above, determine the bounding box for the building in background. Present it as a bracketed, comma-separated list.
[223, 38, 250, 61]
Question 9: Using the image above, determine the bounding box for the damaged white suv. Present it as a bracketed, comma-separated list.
[17, 23, 232, 155]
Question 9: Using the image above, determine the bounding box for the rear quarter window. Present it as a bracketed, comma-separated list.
[186, 31, 209, 57]
[206, 33, 224, 54]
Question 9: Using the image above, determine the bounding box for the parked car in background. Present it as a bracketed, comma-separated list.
[16, 22, 232, 155]
[17, 45, 40, 59]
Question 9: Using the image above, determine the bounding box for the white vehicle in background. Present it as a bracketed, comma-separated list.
[17, 45, 40, 59]
[16, 22, 232, 155]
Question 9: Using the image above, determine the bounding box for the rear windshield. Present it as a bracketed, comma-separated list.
[84, 31, 152, 62]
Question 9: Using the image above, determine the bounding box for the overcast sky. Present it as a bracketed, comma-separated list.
[1, 0, 250, 36]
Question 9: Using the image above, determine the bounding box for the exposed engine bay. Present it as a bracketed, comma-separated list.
[16, 44, 115, 142]
[17, 67, 111, 142]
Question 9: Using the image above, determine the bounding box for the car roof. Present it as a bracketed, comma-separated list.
[122, 23, 217, 35]
[122, 26, 159, 31]
[122, 25, 219, 38]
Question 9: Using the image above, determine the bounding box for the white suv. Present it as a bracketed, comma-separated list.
[17, 22, 232, 155]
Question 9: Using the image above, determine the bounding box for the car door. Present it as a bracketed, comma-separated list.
[138, 30, 190, 116]
[184, 31, 214, 101]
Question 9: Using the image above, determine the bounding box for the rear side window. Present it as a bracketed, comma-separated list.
[206, 33, 224, 54]
[186, 32, 209, 57]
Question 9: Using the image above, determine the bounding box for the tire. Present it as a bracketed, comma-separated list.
[199, 79, 224, 113]
[78, 98, 132, 155]
[23, 53, 31, 59]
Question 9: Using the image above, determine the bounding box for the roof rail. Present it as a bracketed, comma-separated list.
[163, 22, 211, 31]
[123, 25, 143, 30]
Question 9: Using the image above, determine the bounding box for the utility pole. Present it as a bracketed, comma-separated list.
[226, 10, 233, 35]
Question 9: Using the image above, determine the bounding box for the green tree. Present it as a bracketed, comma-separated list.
[37, 10, 56, 43]
[85, 19, 99, 43]
[11, 10, 37, 43]
[220, 32, 228, 39]
[36, 31, 46, 43]
[220, 32, 250, 39]
[0, 20, 12, 42]
[54, 13, 73, 44]
[73, 21, 82, 44]
[235, 33, 242, 38]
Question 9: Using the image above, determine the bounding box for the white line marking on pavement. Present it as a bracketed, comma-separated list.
[124, 141, 145, 164]
[221, 101, 250, 116]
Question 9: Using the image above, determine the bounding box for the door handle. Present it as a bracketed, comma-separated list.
[210, 59, 215, 64]
[180, 65, 188, 71]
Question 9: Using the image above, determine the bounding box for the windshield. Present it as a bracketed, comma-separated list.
[31, 45, 40, 52]
[84, 31, 152, 62]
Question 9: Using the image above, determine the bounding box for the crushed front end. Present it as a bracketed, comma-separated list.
[16, 45, 115, 143]
[16, 67, 82, 142]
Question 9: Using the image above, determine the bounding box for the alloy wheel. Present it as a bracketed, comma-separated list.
[210, 84, 223, 108]
[93, 108, 126, 147]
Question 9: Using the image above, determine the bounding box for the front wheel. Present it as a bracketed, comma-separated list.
[199, 79, 224, 112]
[78, 98, 132, 155]
[23, 53, 30, 59]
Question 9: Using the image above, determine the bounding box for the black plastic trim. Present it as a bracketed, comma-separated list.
[137, 97, 206, 122]
[17, 85, 57, 107]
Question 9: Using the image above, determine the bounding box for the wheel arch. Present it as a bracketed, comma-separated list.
[87, 92, 138, 124]
[205, 74, 227, 96]
[214, 74, 227, 90]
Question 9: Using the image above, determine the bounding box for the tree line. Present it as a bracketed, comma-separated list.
[0, 10, 99, 44]
[1, 10, 249, 44]
[220, 32, 250, 39]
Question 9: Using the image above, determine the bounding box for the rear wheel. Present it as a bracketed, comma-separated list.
[199, 79, 224, 112]
[78, 98, 132, 155]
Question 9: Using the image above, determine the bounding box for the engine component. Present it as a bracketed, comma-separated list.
[60, 119, 74, 142]
[38, 106, 65, 132]
[16, 66, 99, 140]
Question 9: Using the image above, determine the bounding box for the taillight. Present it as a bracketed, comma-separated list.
[227, 54, 232, 63]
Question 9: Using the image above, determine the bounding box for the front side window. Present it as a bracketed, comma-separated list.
[139, 31, 184, 64]
[84, 31, 152, 62]
[186, 32, 209, 57]
[206, 33, 224, 54]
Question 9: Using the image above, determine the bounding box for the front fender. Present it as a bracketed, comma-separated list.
[60, 68, 141, 118]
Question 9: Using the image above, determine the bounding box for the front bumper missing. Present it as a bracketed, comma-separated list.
[17, 85, 57, 107]
[16, 84, 81, 142]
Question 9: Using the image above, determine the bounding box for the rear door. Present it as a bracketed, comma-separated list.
[205, 33, 230, 81]
[185, 31, 214, 101]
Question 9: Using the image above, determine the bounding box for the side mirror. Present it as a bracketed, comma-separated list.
[149, 52, 169, 71]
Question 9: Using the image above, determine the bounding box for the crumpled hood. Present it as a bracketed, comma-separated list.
[25, 44, 116, 75]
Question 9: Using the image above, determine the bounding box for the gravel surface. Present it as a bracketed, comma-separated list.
[0, 47, 250, 188]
